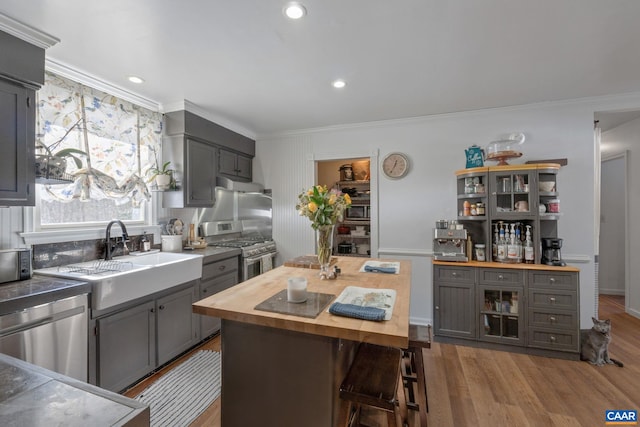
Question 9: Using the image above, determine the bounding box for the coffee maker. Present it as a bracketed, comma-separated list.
[541, 237, 566, 266]
[433, 228, 468, 262]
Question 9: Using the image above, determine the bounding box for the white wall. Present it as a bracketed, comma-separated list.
[601, 118, 640, 317]
[253, 98, 640, 328]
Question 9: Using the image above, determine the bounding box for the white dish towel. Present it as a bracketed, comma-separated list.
[260, 254, 273, 273]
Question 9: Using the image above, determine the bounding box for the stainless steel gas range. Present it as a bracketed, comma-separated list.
[200, 220, 276, 281]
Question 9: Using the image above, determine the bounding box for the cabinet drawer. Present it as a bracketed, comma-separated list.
[201, 272, 238, 297]
[527, 308, 578, 330]
[479, 268, 523, 286]
[528, 289, 577, 311]
[528, 328, 579, 352]
[202, 257, 239, 280]
[528, 271, 577, 289]
[434, 265, 474, 283]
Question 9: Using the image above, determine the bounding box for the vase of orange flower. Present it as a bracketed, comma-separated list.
[296, 185, 352, 279]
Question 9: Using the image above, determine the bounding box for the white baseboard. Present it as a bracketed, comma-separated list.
[599, 289, 625, 296]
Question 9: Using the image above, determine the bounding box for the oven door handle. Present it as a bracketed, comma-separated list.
[244, 252, 277, 265]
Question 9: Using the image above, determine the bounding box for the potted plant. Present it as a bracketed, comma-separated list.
[35, 118, 87, 183]
[147, 154, 174, 190]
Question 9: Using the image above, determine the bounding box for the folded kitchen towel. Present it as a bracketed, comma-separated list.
[328, 302, 386, 321]
[364, 265, 397, 274]
[260, 254, 273, 273]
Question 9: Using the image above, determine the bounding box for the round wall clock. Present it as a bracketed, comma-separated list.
[382, 152, 410, 179]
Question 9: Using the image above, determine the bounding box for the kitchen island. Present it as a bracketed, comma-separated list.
[193, 256, 411, 427]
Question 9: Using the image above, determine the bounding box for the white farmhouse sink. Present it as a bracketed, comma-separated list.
[34, 252, 203, 310]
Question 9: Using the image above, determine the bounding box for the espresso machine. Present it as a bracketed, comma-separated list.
[433, 228, 468, 262]
[541, 237, 566, 266]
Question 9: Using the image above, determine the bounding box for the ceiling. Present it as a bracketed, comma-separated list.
[2, 0, 640, 137]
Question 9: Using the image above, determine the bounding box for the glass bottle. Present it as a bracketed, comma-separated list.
[507, 223, 518, 262]
[497, 224, 507, 262]
[524, 225, 535, 264]
[493, 223, 499, 261]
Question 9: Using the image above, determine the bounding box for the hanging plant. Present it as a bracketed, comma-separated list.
[35, 118, 88, 183]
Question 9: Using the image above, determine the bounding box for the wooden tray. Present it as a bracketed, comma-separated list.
[283, 255, 338, 269]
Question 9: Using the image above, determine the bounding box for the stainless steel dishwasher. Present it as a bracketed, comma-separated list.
[0, 293, 88, 381]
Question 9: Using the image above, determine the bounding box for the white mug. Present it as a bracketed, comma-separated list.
[514, 201, 529, 212]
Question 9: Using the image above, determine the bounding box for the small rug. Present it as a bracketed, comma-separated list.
[135, 350, 221, 427]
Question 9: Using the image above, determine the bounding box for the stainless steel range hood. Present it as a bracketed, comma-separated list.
[216, 176, 264, 193]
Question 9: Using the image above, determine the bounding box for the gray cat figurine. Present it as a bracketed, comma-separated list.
[580, 317, 624, 367]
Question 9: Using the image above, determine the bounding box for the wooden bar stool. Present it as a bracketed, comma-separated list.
[401, 324, 431, 427]
[339, 342, 405, 427]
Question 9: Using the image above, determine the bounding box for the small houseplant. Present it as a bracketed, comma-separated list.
[147, 153, 174, 190]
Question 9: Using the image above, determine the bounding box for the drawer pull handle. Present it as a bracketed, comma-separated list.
[219, 265, 226, 271]
[550, 336, 556, 342]
[549, 316, 556, 323]
[435, 306, 440, 310]
[549, 277, 556, 283]
[549, 297, 556, 303]
[451, 272, 457, 277]
[498, 274, 504, 280]
[159, 305, 165, 310]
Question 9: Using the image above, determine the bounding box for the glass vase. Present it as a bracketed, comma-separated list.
[316, 224, 335, 279]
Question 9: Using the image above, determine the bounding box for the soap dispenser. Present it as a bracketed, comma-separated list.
[141, 232, 150, 252]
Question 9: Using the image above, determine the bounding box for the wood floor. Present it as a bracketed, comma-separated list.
[123, 295, 639, 426]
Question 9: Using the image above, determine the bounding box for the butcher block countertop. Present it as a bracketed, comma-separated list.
[433, 260, 580, 272]
[193, 256, 411, 348]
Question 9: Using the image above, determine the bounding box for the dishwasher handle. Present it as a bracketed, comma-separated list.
[0, 305, 85, 338]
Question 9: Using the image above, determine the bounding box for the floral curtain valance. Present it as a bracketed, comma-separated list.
[36, 71, 163, 205]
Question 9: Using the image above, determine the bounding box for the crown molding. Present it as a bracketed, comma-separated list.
[46, 58, 161, 112]
[0, 13, 59, 49]
[163, 99, 256, 139]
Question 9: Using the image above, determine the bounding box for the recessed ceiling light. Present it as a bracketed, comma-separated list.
[284, 2, 306, 19]
[332, 79, 346, 89]
[128, 76, 144, 84]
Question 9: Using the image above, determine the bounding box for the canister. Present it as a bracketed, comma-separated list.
[475, 244, 486, 261]
[477, 202, 485, 216]
[548, 199, 560, 213]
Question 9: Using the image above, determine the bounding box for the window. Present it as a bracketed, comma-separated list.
[35, 71, 162, 228]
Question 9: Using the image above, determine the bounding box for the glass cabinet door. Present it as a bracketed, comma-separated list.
[479, 286, 524, 345]
[490, 171, 535, 219]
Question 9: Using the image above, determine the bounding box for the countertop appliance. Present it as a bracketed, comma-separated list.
[0, 249, 32, 284]
[200, 220, 276, 281]
[433, 229, 468, 262]
[541, 237, 566, 266]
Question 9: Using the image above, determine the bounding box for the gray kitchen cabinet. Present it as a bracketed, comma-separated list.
[199, 256, 239, 338]
[0, 78, 35, 206]
[478, 268, 524, 346]
[433, 262, 580, 358]
[0, 30, 45, 207]
[456, 164, 560, 264]
[200, 272, 238, 337]
[94, 281, 198, 392]
[433, 265, 476, 339]
[157, 284, 199, 366]
[527, 270, 579, 353]
[219, 148, 252, 180]
[163, 136, 217, 208]
[95, 300, 156, 392]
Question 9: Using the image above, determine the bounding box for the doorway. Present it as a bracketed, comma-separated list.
[598, 153, 627, 302]
[316, 156, 377, 259]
